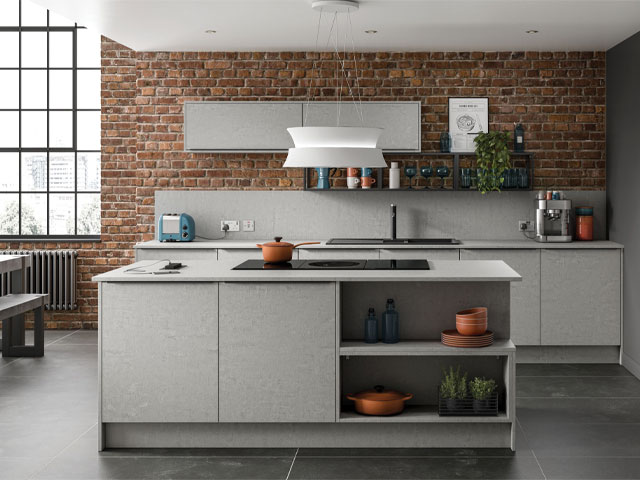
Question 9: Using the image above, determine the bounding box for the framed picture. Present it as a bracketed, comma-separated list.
[448, 97, 489, 152]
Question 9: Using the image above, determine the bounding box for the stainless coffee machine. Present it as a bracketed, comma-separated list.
[535, 198, 572, 242]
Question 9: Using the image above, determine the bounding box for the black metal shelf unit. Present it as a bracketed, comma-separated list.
[302, 152, 535, 191]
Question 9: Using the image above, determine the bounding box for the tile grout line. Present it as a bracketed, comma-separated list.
[517, 417, 547, 480]
[285, 447, 299, 480]
[27, 422, 97, 480]
[46, 329, 81, 346]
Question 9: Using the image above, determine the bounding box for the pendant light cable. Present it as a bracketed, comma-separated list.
[304, 7, 324, 127]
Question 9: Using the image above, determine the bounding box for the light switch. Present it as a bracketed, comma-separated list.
[242, 220, 255, 232]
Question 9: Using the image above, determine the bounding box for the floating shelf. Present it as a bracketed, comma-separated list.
[339, 405, 510, 423]
[340, 340, 516, 357]
[303, 151, 534, 191]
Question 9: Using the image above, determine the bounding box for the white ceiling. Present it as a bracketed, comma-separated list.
[31, 0, 640, 52]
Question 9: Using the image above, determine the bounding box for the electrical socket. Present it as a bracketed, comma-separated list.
[518, 220, 534, 232]
[221, 220, 240, 232]
[242, 220, 255, 232]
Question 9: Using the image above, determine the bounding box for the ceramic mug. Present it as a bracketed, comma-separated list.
[361, 167, 373, 177]
[347, 177, 361, 189]
[361, 176, 376, 189]
[347, 168, 360, 177]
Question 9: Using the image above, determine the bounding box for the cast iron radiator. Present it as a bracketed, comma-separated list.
[0, 250, 78, 310]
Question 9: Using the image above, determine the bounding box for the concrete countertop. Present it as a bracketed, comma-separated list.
[93, 259, 522, 283]
[134, 239, 624, 250]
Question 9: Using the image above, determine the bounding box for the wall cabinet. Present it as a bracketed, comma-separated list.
[541, 249, 621, 345]
[460, 249, 541, 345]
[218, 282, 336, 422]
[100, 282, 219, 422]
[184, 101, 420, 152]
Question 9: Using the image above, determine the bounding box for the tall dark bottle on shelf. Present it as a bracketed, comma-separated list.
[514, 123, 525, 152]
[382, 299, 399, 344]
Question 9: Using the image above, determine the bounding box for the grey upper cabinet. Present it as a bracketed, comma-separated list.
[541, 249, 621, 346]
[184, 102, 300, 151]
[302, 102, 421, 152]
[461, 249, 541, 346]
[184, 101, 420, 152]
[218, 282, 336, 422]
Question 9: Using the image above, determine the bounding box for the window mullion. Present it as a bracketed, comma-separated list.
[18, 0, 22, 236]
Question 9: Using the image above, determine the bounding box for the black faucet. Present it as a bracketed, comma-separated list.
[390, 204, 396, 240]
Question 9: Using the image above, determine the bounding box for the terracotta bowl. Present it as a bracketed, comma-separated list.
[456, 321, 487, 336]
[456, 307, 488, 320]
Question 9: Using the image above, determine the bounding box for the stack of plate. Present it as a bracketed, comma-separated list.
[441, 329, 494, 348]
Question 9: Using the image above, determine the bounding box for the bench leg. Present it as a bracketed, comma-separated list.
[33, 306, 44, 357]
[1, 308, 45, 358]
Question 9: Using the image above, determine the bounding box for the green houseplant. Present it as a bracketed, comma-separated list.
[440, 366, 468, 411]
[469, 377, 497, 413]
[473, 131, 512, 194]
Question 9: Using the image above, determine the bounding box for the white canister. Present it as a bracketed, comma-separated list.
[389, 162, 400, 189]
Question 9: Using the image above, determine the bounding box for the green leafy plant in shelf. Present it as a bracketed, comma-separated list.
[469, 377, 497, 400]
[440, 365, 468, 400]
[473, 131, 512, 194]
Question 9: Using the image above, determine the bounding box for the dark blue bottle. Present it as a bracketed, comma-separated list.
[364, 308, 378, 343]
[382, 298, 399, 344]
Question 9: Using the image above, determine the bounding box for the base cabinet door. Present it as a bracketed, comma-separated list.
[541, 249, 621, 345]
[219, 282, 336, 422]
[460, 249, 541, 345]
[101, 282, 219, 422]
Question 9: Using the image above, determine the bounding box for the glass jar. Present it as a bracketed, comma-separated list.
[575, 206, 593, 241]
[382, 299, 399, 344]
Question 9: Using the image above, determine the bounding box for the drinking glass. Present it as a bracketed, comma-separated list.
[436, 165, 450, 189]
[517, 167, 529, 189]
[404, 165, 417, 189]
[460, 168, 471, 189]
[420, 166, 433, 189]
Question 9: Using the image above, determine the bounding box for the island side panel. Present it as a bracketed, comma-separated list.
[218, 282, 336, 423]
[101, 282, 219, 423]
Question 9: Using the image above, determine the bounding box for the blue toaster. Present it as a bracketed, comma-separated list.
[158, 213, 195, 242]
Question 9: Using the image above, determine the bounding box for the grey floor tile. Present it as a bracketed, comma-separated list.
[33, 456, 293, 479]
[517, 375, 640, 398]
[0, 423, 93, 458]
[49, 330, 98, 345]
[288, 456, 544, 479]
[61, 425, 296, 459]
[517, 397, 640, 424]
[539, 456, 640, 479]
[0, 344, 97, 379]
[0, 394, 96, 424]
[517, 363, 633, 377]
[0, 458, 52, 480]
[522, 422, 640, 457]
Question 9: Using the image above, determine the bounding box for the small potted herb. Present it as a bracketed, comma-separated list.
[440, 366, 468, 412]
[473, 131, 512, 194]
[469, 377, 497, 413]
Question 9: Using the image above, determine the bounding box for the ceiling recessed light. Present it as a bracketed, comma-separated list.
[525, 29, 539, 34]
[205, 29, 217, 34]
[365, 29, 378, 34]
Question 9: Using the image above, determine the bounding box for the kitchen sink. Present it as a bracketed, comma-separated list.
[327, 238, 461, 245]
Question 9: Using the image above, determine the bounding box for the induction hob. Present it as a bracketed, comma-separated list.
[233, 259, 430, 270]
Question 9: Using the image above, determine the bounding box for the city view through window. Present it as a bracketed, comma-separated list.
[0, 0, 101, 237]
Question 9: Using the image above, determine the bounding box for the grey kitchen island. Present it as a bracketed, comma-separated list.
[94, 259, 521, 450]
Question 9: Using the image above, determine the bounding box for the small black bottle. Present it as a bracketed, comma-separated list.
[364, 308, 378, 344]
[514, 124, 525, 152]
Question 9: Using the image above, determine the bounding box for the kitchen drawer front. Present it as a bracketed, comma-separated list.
[101, 282, 219, 422]
[541, 249, 621, 346]
[135, 248, 217, 261]
[379, 249, 459, 260]
[184, 101, 299, 151]
[219, 282, 336, 423]
[298, 249, 379, 260]
[460, 249, 541, 345]
[217, 249, 298, 261]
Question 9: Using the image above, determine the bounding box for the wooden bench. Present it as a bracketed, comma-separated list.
[0, 255, 49, 357]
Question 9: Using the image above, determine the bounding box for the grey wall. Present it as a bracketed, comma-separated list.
[607, 31, 640, 375]
[156, 189, 606, 241]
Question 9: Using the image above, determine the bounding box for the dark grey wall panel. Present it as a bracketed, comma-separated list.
[607, 31, 640, 375]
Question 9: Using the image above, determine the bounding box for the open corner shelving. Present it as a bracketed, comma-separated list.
[303, 151, 534, 191]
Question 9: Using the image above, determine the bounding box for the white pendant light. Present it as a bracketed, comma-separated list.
[283, 0, 386, 169]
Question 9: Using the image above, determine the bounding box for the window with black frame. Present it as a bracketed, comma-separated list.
[0, 0, 101, 239]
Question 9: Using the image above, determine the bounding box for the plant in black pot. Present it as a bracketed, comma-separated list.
[473, 131, 512, 194]
[440, 366, 468, 412]
[469, 377, 497, 414]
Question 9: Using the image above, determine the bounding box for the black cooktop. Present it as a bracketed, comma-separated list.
[233, 259, 430, 270]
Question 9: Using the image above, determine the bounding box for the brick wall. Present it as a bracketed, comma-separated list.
[0, 40, 606, 329]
